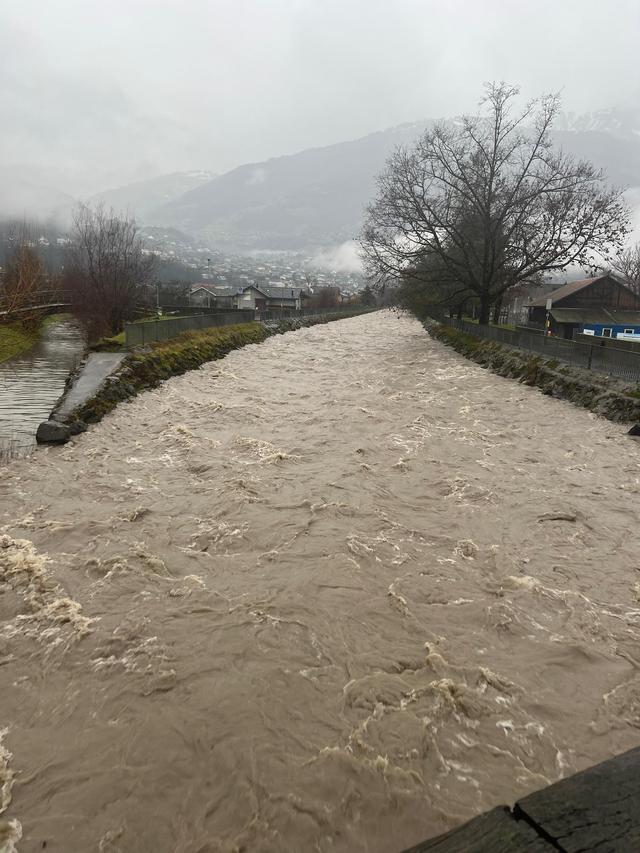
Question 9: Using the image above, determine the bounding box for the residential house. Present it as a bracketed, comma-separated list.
[526, 275, 640, 339]
[236, 285, 306, 311]
[190, 284, 239, 309]
[190, 283, 307, 312]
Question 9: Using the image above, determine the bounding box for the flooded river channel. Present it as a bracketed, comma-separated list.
[1, 311, 640, 852]
[0, 319, 85, 453]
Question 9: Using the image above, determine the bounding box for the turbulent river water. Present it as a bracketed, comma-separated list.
[1, 311, 640, 853]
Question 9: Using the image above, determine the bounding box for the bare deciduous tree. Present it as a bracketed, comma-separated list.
[397, 253, 476, 320]
[65, 204, 157, 339]
[0, 226, 46, 318]
[610, 243, 640, 294]
[359, 284, 376, 307]
[307, 286, 341, 309]
[360, 83, 629, 324]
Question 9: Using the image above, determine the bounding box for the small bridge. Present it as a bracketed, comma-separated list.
[0, 290, 73, 319]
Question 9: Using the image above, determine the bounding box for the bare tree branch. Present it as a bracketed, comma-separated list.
[0, 224, 47, 319]
[65, 203, 157, 339]
[359, 83, 630, 324]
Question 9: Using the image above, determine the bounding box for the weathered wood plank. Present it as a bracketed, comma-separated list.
[514, 746, 640, 852]
[401, 806, 551, 852]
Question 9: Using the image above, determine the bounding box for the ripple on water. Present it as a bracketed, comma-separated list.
[0, 319, 85, 451]
[0, 311, 639, 852]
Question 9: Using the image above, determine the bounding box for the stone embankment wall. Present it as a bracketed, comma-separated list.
[425, 319, 640, 423]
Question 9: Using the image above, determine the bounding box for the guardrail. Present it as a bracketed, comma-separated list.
[440, 316, 640, 383]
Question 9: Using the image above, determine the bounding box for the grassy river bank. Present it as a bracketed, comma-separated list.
[0, 313, 71, 363]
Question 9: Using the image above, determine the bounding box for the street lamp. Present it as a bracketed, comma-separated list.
[144, 282, 161, 315]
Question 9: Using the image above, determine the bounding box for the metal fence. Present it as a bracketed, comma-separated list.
[256, 305, 376, 322]
[440, 317, 640, 383]
[124, 310, 254, 347]
[124, 306, 375, 348]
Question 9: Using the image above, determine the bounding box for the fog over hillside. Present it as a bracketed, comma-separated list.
[137, 111, 640, 252]
[4, 109, 640, 259]
[146, 123, 430, 250]
[91, 171, 217, 222]
[2, 0, 639, 253]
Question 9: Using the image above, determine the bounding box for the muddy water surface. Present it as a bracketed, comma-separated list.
[1, 311, 640, 853]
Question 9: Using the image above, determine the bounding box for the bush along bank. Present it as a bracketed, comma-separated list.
[58, 310, 377, 431]
[0, 321, 39, 363]
[424, 319, 640, 424]
[0, 313, 74, 364]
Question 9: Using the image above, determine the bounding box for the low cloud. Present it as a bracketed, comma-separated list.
[246, 168, 267, 186]
[310, 240, 362, 273]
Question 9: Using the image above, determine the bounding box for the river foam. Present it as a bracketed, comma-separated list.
[1, 311, 639, 851]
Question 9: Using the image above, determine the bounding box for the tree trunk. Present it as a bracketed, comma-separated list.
[492, 298, 503, 324]
[478, 294, 491, 324]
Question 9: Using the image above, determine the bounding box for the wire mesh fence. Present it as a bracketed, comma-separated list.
[440, 317, 640, 383]
[124, 306, 375, 348]
[124, 311, 254, 347]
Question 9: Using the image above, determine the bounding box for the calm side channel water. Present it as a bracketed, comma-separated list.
[0, 318, 85, 454]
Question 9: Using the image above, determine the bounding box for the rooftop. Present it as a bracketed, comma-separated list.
[250, 284, 305, 299]
[550, 307, 640, 324]
[528, 275, 623, 307]
[191, 284, 241, 296]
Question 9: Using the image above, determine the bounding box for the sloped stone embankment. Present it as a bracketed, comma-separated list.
[425, 320, 640, 423]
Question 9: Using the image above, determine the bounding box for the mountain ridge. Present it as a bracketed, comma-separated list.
[91, 170, 217, 221]
[4, 107, 640, 248]
[144, 110, 640, 250]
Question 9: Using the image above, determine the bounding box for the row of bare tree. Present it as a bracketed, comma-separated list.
[0, 205, 156, 339]
[611, 245, 640, 295]
[0, 237, 47, 317]
[65, 205, 156, 339]
[360, 83, 633, 323]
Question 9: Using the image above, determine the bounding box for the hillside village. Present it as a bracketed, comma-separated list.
[130, 226, 363, 300]
[0, 221, 365, 307]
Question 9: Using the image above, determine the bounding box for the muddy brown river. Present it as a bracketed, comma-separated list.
[1, 311, 640, 853]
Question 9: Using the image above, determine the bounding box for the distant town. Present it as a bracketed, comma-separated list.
[0, 219, 366, 312]
[141, 226, 363, 301]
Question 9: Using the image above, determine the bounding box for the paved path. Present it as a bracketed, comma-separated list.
[53, 352, 125, 419]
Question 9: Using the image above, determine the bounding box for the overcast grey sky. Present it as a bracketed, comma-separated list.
[2, 0, 639, 195]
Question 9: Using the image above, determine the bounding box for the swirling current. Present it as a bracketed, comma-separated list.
[1, 311, 639, 852]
